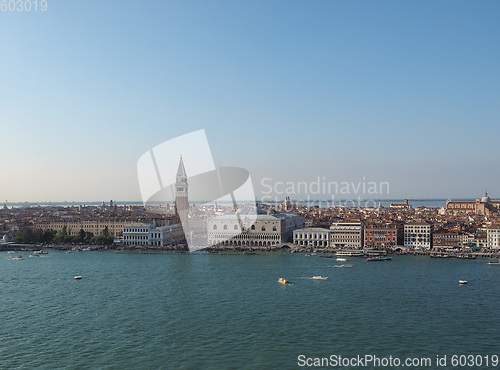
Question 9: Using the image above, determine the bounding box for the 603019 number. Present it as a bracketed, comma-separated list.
[451, 354, 499, 367]
[1, 0, 47, 12]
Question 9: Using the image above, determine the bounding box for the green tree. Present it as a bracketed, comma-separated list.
[41, 229, 56, 243]
[53, 226, 68, 244]
[14, 227, 35, 243]
[101, 226, 110, 238]
[90, 234, 114, 245]
[78, 228, 86, 243]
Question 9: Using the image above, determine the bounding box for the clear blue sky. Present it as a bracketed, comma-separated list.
[1, 0, 499, 202]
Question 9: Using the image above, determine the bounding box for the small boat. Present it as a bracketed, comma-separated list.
[319, 255, 333, 258]
[488, 261, 500, 265]
[456, 254, 476, 259]
[74, 276, 83, 280]
[312, 276, 328, 280]
[336, 250, 364, 257]
[336, 258, 347, 262]
[7, 251, 15, 254]
[366, 256, 392, 261]
[29, 254, 40, 258]
[459, 280, 468, 284]
[11, 255, 23, 260]
[33, 250, 48, 255]
[430, 253, 450, 258]
[278, 278, 289, 285]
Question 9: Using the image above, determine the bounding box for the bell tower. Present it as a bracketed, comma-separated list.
[175, 155, 189, 235]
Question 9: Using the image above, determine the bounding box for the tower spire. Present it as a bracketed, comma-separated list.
[177, 155, 187, 177]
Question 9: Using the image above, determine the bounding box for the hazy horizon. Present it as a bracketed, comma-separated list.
[2, 196, 494, 205]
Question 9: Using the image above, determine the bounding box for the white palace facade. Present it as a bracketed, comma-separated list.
[206, 211, 305, 248]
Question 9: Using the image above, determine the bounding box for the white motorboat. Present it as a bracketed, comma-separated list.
[312, 276, 328, 280]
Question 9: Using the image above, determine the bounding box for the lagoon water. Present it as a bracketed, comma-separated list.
[1, 251, 499, 369]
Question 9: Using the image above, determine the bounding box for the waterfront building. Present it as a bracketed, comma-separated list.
[433, 229, 461, 249]
[329, 221, 364, 249]
[460, 231, 475, 247]
[207, 211, 305, 248]
[34, 219, 131, 237]
[278, 211, 306, 241]
[293, 227, 330, 248]
[475, 231, 487, 249]
[364, 222, 403, 249]
[487, 225, 500, 249]
[446, 192, 499, 215]
[404, 221, 433, 249]
[123, 221, 184, 247]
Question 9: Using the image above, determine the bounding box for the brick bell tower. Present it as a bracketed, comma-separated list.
[174, 155, 189, 237]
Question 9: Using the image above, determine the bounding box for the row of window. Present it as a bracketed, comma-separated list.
[294, 233, 329, 239]
[366, 230, 394, 235]
[212, 224, 277, 231]
[367, 237, 396, 241]
[124, 228, 150, 233]
[209, 234, 281, 241]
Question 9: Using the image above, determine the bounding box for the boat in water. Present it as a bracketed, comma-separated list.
[430, 253, 450, 258]
[336, 250, 364, 257]
[311, 276, 328, 280]
[74, 276, 83, 280]
[278, 278, 289, 285]
[456, 254, 476, 259]
[336, 258, 347, 262]
[11, 255, 23, 260]
[459, 280, 468, 284]
[366, 256, 392, 261]
[33, 250, 48, 255]
[488, 261, 500, 265]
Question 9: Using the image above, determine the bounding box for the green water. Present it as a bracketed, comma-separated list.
[1, 251, 499, 369]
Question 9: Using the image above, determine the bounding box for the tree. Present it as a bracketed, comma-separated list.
[53, 226, 68, 244]
[78, 228, 86, 243]
[14, 227, 36, 243]
[101, 226, 110, 238]
[41, 229, 56, 243]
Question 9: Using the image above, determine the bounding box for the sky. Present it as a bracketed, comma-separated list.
[1, 0, 499, 202]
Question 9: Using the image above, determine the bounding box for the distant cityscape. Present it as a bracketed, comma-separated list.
[2, 156, 500, 255]
[2, 192, 500, 254]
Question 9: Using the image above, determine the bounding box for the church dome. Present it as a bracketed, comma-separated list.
[482, 192, 491, 203]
